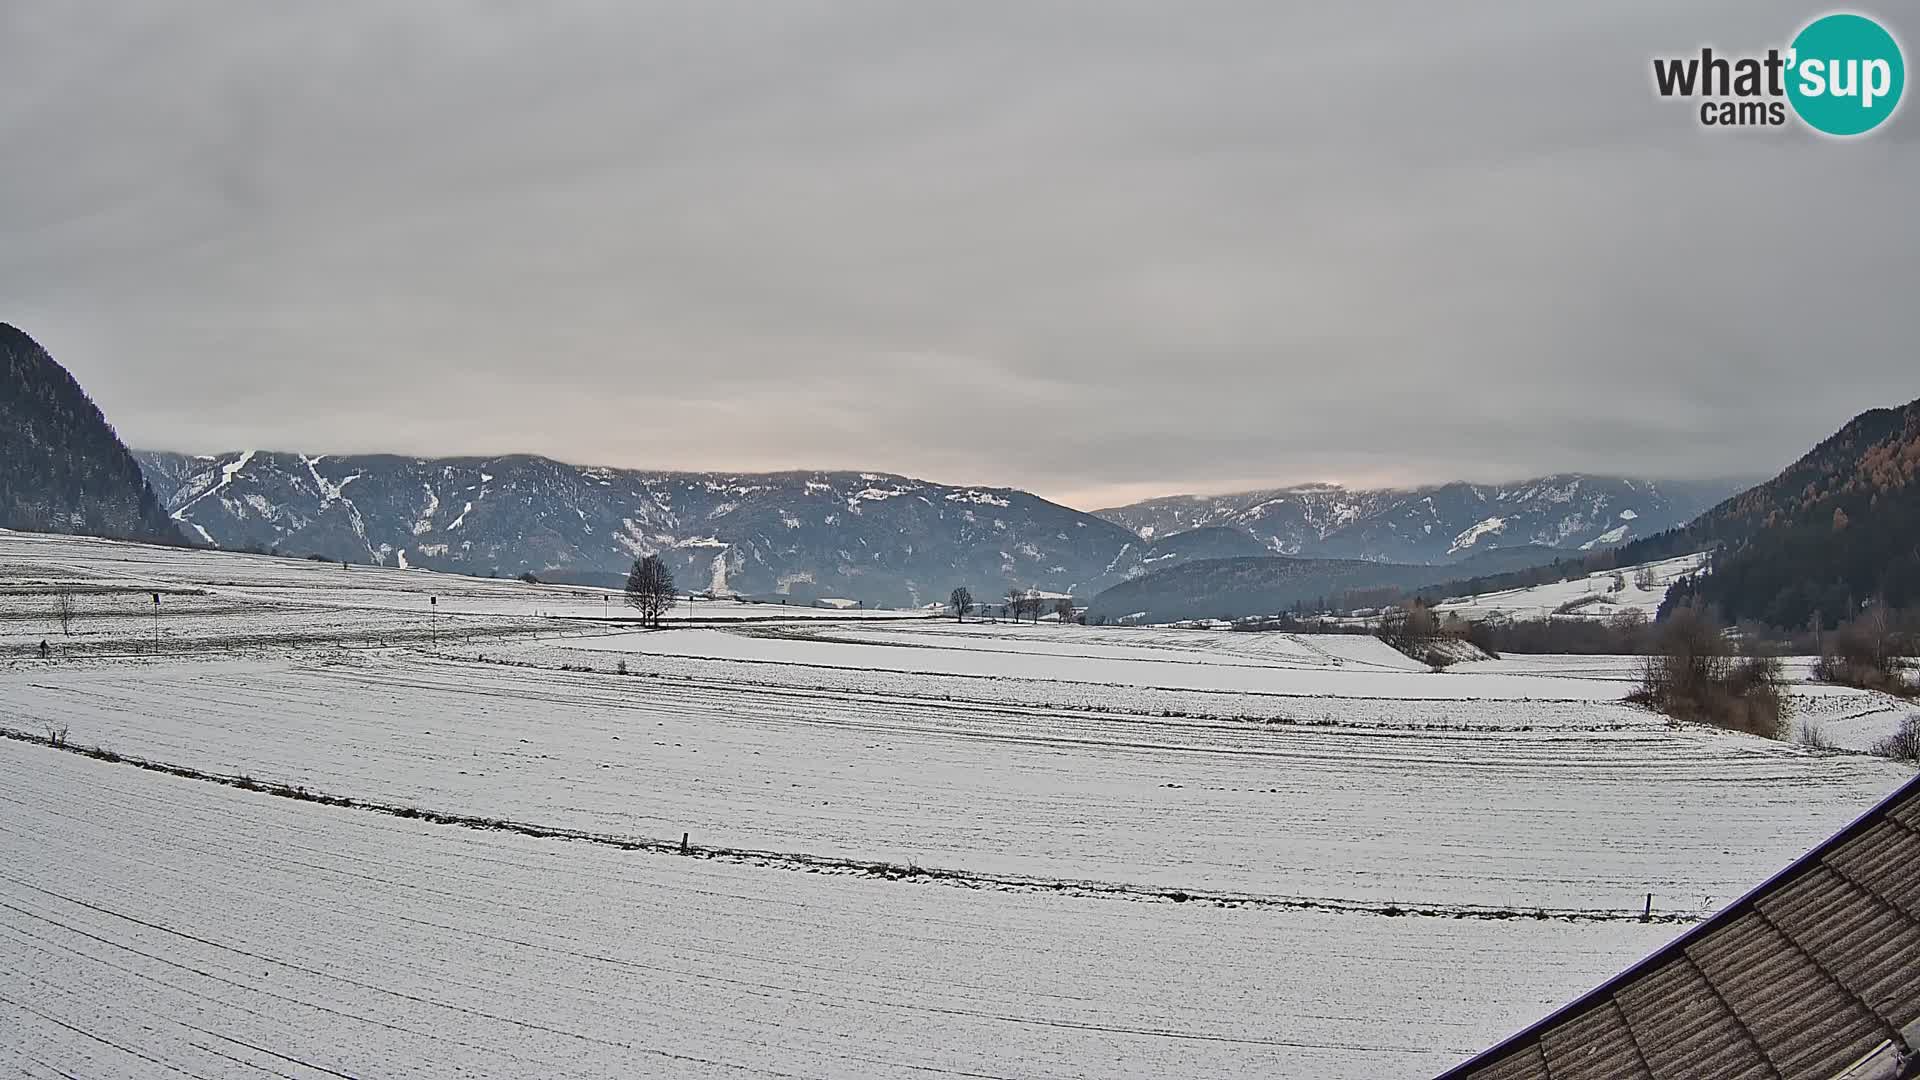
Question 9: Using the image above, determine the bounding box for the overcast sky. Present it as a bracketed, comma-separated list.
[4, 2, 1916, 508]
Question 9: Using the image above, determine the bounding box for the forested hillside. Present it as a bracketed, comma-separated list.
[0, 324, 181, 544]
[1660, 398, 1920, 628]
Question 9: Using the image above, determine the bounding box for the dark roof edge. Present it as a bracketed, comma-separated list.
[1432, 769, 1920, 1079]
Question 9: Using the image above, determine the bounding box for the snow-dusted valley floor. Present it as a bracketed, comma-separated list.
[1, 531, 1913, 1078]
[0, 741, 1679, 1080]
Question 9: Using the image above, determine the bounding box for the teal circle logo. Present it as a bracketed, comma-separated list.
[1787, 13, 1905, 136]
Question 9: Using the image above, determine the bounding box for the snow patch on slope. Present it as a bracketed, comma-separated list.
[171, 450, 256, 525]
[1579, 524, 1630, 550]
[945, 491, 1011, 508]
[299, 455, 373, 552]
[412, 486, 440, 535]
[1447, 516, 1507, 555]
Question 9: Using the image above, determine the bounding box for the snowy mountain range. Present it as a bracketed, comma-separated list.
[134, 451, 1741, 609]
[135, 451, 1143, 607]
[1093, 475, 1744, 565]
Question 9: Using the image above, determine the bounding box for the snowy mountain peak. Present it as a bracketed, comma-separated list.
[1095, 474, 1743, 564]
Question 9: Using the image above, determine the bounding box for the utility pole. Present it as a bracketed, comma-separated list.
[151, 592, 160, 655]
[430, 595, 437, 653]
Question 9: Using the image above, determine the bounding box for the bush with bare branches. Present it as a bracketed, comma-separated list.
[1870, 715, 1920, 762]
[1795, 720, 1835, 750]
[1628, 605, 1787, 739]
[1811, 602, 1916, 697]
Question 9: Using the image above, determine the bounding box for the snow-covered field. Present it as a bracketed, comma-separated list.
[0, 740, 1682, 1080]
[0, 526, 929, 653]
[9, 651, 1902, 911]
[1435, 552, 1708, 622]
[1474, 652, 1916, 753]
[558, 624, 1641, 701]
[1, 533, 1913, 1078]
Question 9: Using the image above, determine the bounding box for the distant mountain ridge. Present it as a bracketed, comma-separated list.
[136, 451, 1737, 610]
[136, 450, 1148, 607]
[1095, 475, 1743, 565]
[0, 324, 180, 544]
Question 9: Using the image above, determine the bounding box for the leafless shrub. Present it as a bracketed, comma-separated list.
[1811, 603, 1916, 697]
[43, 724, 69, 748]
[1628, 605, 1787, 739]
[1795, 720, 1835, 751]
[1553, 595, 1613, 615]
[1870, 715, 1920, 762]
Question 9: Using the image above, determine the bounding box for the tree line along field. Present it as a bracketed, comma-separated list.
[1, 529, 1914, 1078]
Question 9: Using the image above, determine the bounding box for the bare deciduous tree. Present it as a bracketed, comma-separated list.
[1008, 588, 1046, 624]
[949, 587, 973, 622]
[1378, 599, 1439, 654]
[55, 590, 74, 636]
[1053, 597, 1075, 624]
[625, 555, 677, 628]
[1812, 599, 1913, 695]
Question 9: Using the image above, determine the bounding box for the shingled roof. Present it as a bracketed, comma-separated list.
[1436, 772, 1920, 1080]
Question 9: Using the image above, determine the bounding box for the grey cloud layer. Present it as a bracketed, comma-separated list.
[3, 1, 1915, 506]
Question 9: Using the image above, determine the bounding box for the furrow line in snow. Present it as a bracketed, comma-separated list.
[0, 728, 1703, 925]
